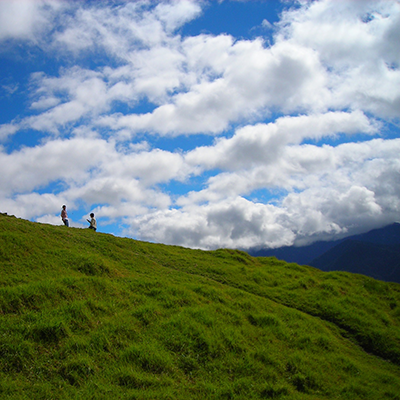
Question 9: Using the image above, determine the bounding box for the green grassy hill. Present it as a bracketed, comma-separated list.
[1, 213, 400, 400]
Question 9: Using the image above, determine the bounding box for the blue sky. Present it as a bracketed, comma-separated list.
[1, 0, 400, 250]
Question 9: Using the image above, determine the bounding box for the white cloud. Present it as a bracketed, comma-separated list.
[0, 138, 109, 195]
[23, 68, 111, 134]
[53, 2, 164, 55]
[0, 134, 187, 225]
[53, 1, 201, 56]
[0, 123, 18, 141]
[125, 46, 186, 103]
[1, 192, 61, 220]
[1, 82, 19, 95]
[5, 0, 397, 139]
[154, 1, 202, 32]
[185, 111, 378, 173]
[277, 0, 400, 67]
[0, 0, 54, 41]
[98, 37, 331, 136]
[67, 177, 171, 211]
[102, 148, 186, 185]
[261, 19, 273, 29]
[1, 0, 400, 251]
[277, 0, 400, 118]
[126, 197, 297, 250]
[173, 137, 400, 248]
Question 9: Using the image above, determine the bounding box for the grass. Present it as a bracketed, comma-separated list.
[0, 212, 400, 399]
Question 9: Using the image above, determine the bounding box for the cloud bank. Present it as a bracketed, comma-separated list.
[1, 0, 399, 250]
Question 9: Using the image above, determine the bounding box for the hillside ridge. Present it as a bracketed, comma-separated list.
[1, 213, 400, 400]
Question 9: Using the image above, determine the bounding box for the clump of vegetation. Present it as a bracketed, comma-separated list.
[0, 213, 399, 399]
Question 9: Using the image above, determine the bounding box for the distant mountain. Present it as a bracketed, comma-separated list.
[248, 223, 400, 283]
[311, 240, 400, 283]
[347, 222, 400, 245]
[248, 240, 338, 265]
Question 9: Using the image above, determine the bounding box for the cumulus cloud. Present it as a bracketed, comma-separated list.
[5, 0, 397, 138]
[0, 0, 61, 41]
[185, 111, 378, 173]
[97, 37, 331, 136]
[261, 19, 273, 29]
[0, 123, 18, 141]
[277, 0, 400, 118]
[0, 138, 108, 196]
[54, 1, 202, 55]
[1, 0, 400, 250]
[126, 198, 296, 250]
[121, 133, 400, 250]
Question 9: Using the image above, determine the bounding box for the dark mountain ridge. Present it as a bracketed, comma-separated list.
[248, 223, 400, 283]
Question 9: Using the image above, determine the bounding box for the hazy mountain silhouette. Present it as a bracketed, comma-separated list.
[248, 223, 400, 283]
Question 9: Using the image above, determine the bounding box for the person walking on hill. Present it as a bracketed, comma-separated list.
[87, 213, 97, 232]
[61, 205, 69, 227]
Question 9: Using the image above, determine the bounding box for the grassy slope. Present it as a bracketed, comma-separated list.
[0, 213, 400, 400]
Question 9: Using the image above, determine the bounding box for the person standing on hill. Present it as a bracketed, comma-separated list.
[61, 205, 69, 227]
[87, 213, 97, 232]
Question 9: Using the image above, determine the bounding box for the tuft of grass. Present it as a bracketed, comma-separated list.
[0, 213, 400, 399]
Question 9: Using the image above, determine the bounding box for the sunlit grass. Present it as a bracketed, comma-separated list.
[0, 213, 400, 399]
